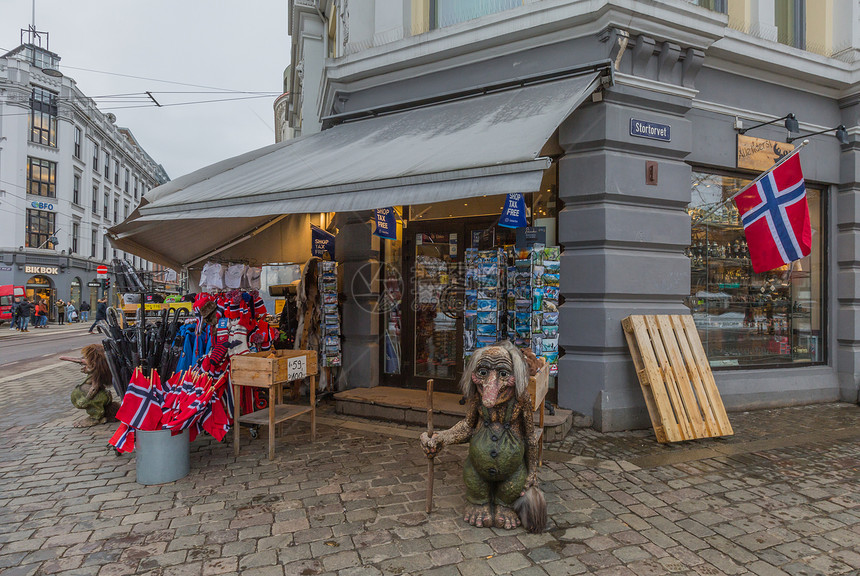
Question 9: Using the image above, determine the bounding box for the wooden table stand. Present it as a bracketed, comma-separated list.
[231, 350, 318, 460]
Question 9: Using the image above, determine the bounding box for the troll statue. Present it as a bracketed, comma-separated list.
[420, 341, 547, 532]
[61, 344, 119, 428]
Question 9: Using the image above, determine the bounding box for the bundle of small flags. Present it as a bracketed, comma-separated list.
[109, 361, 234, 453]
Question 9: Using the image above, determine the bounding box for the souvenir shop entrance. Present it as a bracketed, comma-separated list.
[382, 215, 518, 393]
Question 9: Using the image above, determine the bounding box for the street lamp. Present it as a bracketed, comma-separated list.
[787, 124, 849, 145]
[737, 113, 800, 135]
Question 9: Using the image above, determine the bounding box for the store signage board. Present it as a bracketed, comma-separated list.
[0, 266, 11, 272]
[25, 265, 58, 274]
[30, 201, 55, 211]
[630, 118, 671, 141]
[87, 281, 101, 287]
[287, 356, 307, 381]
[737, 134, 794, 171]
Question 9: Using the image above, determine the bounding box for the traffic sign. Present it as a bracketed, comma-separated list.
[97, 265, 109, 278]
[87, 281, 101, 287]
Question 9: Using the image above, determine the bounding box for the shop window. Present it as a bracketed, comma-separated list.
[134, 176, 139, 200]
[26, 209, 55, 249]
[433, 0, 522, 29]
[70, 277, 82, 305]
[113, 195, 119, 223]
[124, 169, 130, 193]
[687, 171, 824, 368]
[776, 0, 805, 49]
[27, 157, 56, 197]
[29, 87, 58, 147]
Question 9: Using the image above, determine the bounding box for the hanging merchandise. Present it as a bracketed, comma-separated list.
[199, 261, 226, 291]
[463, 248, 507, 366]
[318, 260, 342, 367]
[244, 266, 262, 290]
[506, 244, 561, 376]
[224, 263, 247, 289]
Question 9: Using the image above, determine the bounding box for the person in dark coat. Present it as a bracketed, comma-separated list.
[57, 299, 66, 325]
[88, 298, 108, 334]
[80, 300, 91, 322]
[17, 298, 32, 332]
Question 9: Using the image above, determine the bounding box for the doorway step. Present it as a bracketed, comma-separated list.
[333, 386, 574, 442]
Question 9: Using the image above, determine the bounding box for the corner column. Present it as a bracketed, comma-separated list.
[836, 95, 860, 403]
[555, 83, 694, 431]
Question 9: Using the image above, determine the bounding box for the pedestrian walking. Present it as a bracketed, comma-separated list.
[88, 298, 107, 334]
[67, 300, 77, 323]
[57, 299, 66, 325]
[80, 300, 91, 322]
[18, 298, 31, 332]
[38, 300, 49, 328]
[9, 297, 19, 330]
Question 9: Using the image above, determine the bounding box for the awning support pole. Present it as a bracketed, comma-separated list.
[184, 215, 289, 268]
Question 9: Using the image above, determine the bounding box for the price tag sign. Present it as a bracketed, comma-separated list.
[287, 356, 307, 381]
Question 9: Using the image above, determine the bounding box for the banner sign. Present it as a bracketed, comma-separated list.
[498, 193, 528, 229]
[374, 208, 397, 240]
[311, 225, 336, 259]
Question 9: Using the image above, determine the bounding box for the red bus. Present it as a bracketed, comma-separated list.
[0, 285, 25, 325]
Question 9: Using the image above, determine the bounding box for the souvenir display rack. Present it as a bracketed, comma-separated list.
[318, 260, 342, 368]
[463, 248, 506, 366]
[506, 245, 560, 376]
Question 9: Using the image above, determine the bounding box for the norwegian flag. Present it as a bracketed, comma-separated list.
[115, 369, 164, 431]
[109, 423, 135, 453]
[734, 153, 811, 274]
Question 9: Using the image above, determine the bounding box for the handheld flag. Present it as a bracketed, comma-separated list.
[734, 152, 811, 273]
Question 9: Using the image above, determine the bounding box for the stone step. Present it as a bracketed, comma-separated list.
[333, 386, 573, 442]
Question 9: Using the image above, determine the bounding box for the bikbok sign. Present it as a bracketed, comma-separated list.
[25, 265, 59, 275]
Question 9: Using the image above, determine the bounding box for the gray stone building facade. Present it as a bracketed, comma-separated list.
[283, 0, 860, 430]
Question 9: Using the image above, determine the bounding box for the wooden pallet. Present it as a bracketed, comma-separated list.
[622, 314, 733, 443]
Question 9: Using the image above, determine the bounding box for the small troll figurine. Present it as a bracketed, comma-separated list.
[421, 341, 547, 532]
[62, 344, 119, 428]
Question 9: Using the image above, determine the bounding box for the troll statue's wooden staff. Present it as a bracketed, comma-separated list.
[426, 378, 434, 514]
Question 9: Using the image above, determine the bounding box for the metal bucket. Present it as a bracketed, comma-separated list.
[135, 429, 190, 485]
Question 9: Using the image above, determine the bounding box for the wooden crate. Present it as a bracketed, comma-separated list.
[622, 314, 733, 443]
[231, 349, 318, 388]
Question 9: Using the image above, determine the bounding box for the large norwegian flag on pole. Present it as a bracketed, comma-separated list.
[733, 151, 811, 274]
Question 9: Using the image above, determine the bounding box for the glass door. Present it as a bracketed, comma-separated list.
[403, 226, 463, 391]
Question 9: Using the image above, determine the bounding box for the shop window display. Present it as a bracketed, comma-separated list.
[687, 171, 824, 368]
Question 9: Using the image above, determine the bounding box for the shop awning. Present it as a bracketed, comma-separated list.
[111, 70, 603, 266]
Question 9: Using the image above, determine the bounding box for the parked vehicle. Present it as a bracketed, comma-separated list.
[0, 285, 25, 325]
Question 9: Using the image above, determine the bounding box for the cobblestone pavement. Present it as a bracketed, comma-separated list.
[1, 362, 859, 576]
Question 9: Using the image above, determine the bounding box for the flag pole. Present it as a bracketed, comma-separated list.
[691, 140, 809, 228]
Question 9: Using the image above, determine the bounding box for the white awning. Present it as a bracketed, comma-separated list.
[111, 71, 601, 266]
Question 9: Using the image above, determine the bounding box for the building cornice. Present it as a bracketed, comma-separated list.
[705, 28, 860, 99]
[318, 0, 726, 115]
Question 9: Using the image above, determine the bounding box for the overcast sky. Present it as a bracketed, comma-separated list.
[1, 0, 290, 179]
